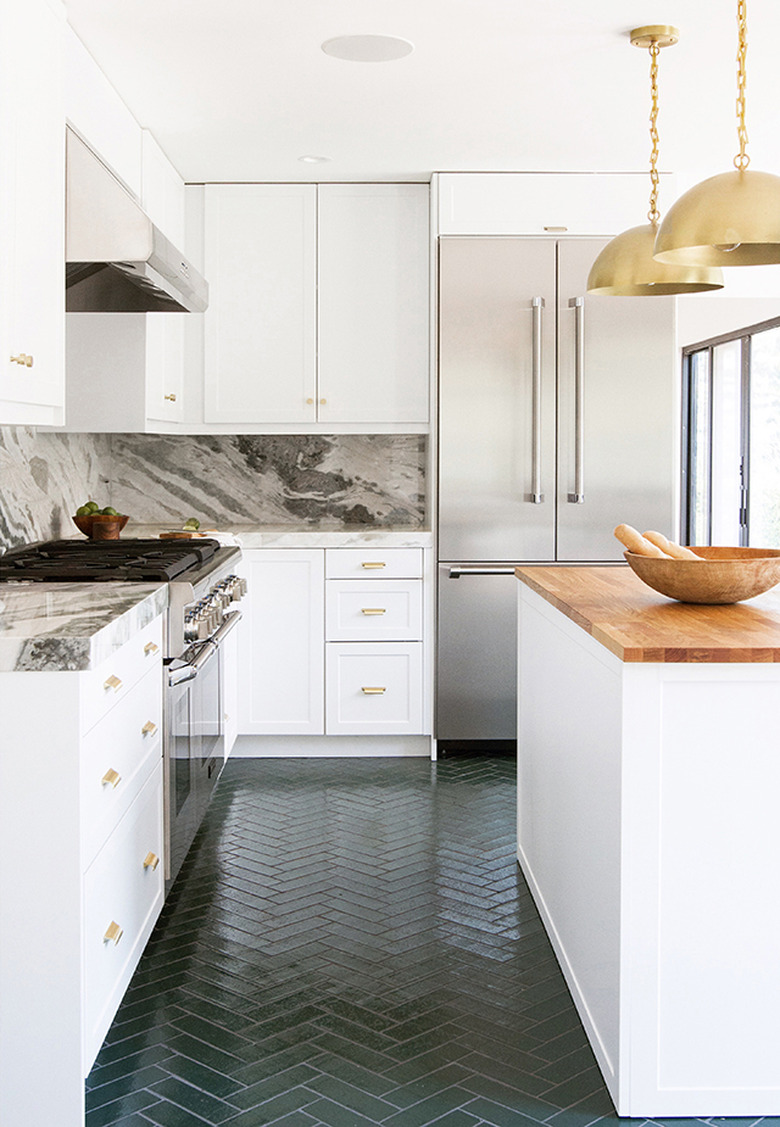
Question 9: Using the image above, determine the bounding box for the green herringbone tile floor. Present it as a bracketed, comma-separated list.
[85, 756, 771, 1127]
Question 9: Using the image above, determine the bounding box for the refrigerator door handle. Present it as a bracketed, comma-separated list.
[567, 296, 586, 504]
[529, 296, 545, 504]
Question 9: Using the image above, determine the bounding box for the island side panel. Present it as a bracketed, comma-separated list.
[516, 583, 624, 1105]
[625, 663, 780, 1117]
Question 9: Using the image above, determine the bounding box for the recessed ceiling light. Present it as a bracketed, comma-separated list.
[321, 35, 414, 63]
[298, 155, 331, 164]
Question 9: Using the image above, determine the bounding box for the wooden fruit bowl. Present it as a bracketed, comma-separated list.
[624, 545, 780, 604]
[72, 514, 129, 540]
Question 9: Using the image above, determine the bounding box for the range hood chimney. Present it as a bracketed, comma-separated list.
[65, 127, 208, 314]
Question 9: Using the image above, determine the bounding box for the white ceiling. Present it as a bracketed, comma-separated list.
[63, 1, 780, 189]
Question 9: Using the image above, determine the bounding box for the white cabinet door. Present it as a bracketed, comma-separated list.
[204, 185, 317, 423]
[318, 185, 429, 425]
[238, 549, 324, 735]
[326, 642, 423, 735]
[0, 0, 65, 426]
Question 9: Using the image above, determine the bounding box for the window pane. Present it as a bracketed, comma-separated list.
[749, 326, 780, 547]
[687, 349, 710, 545]
[710, 340, 742, 545]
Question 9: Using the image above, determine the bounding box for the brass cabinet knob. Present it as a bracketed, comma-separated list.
[10, 353, 33, 367]
[361, 561, 386, 569]
[361, 608, 387, 615]
[319, 398, 327, 405]
[164, 393, 177, 402]
[101, 768, 121, 789]
[143, 641, 159, 657]
[103, 674, 122, 693]
[103, 921, 123, 945]
[141, 720, 158, 738]
[361, 686, 387, 695]
[143, 852, 160, 871]
[306, 397, 314, 405]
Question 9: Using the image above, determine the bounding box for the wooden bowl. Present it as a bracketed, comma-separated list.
[624, 545, 780, 604]
[72, 514, 129, 540]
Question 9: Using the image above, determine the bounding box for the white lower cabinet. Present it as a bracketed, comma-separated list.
[326, 642, 423, 735]
[0, 612, 165, 1127]
[238, 546, 430, 744]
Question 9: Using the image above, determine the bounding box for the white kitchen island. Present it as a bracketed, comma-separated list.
[515, 565, 780, 1118]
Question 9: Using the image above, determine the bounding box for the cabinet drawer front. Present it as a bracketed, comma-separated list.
[83, 766, 164, 1073]
[326, 580, 422, 641]
[80, 617, 163, 735]
[81, 665, 162, 867]
[326, 643, 423, 735]
[325, 548, 422, 579]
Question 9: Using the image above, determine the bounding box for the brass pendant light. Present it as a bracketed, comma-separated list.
[654, 0, 780, 266]
[588, 26, 723, 295]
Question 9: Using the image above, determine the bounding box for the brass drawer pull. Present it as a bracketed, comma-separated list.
[101, 768, 121, 789]
[103, 921, 123, 945]
[10, 353, 33, 367]
[361, 686, 387, 695]
[143, 852, 160, 871]
[141, 720, 158, 738]
[361, 561, 386, 569]
[361, 608, 387, 616]
[164, 393, 177, 402]
[144, 641, 159, 656]
[103, 674, 122, 693]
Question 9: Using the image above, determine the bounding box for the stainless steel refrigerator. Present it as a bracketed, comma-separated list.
[436, 236, 676, 746]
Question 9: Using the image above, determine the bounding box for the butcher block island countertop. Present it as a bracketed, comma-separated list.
[514, 562, 780, 662]
[514, 561, 780, 1119]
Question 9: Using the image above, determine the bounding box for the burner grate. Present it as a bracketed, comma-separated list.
[0, 538, 221, 582]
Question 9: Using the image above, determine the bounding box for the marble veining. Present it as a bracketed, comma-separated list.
[0, 582, 167, 672]
[109, 433, 426, 529]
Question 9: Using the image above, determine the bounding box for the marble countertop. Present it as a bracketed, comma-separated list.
[0, 581, 168, 673]
[128, 524, 433, 548]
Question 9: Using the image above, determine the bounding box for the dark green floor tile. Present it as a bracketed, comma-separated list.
[89, 1046, 177, 1088]
[310, 1052, 397, 1098]
[224, 1088, 319, 1126]
[459, 1076, 558, 1120]
[311, 1031, 397, 1073]
[381, 1086, 476, 1127]
[231, 1043, 325, 1086]
[165, 1032, 248, 1075]
[455, 1053, 551, 1099]
[460, 1096, 549, 1127]
[302, 1097, 380, 1127]
[540, 1067, 606, 1110]
[532, 1048, 598, 1086]
[544, 1087, 616, 1127]
[147, 1076, 238, 1123]
[85, 1090, 161, 1127]
[141, 1098, 216, 1126]
[87, 1067, 171, 1111]
[305, 1072, 399, 1119]
[158, 1055, 243, 1099]
[424, 1112, 481, 1127]
[226, 1065, 321, 1111]
[384, 1063, 474, 1109]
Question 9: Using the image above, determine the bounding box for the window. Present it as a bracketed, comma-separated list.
[682, 317, 780, 547]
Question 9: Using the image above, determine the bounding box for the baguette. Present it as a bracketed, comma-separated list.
[642, 530, 702, 560]
[613, 523, 670, 558]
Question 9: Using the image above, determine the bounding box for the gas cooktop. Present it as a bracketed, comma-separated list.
[0, 538, 222, 582]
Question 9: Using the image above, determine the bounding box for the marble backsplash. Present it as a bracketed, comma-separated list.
[0, 429, 427, 551]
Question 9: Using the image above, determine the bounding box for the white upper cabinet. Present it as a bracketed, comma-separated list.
[204, 185, 318, 425]
[434, 172, 671, 237]
[317, 185, 429, 426]
[202, 183, 430, 432]
[0, 0, 65, 426]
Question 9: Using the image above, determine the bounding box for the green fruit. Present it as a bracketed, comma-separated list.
[75, 504, 91, 517]
[100, 507, 119, 516]
[183, 517, 200, 530]
[85, 501, 100, 513]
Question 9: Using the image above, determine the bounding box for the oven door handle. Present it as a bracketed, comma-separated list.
[167, 610, 243, 687]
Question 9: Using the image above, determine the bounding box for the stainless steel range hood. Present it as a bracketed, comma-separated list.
[65, 127, 208, 313]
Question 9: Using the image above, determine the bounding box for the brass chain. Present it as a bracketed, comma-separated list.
[734, 0, 750, 171]
[647, 41, 661, 225]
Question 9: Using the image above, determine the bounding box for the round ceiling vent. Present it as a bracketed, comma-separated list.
[321, 35, 414, 62]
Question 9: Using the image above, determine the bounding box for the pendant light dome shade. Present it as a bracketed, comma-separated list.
[653, 169, 780, 266]
[588, 223, 724, 294]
